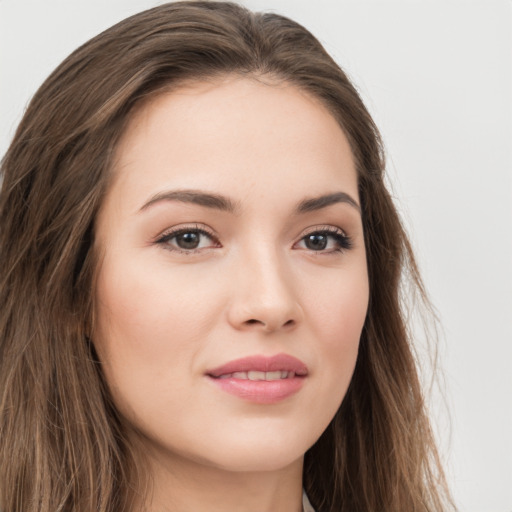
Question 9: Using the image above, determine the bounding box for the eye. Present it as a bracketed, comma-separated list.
[295, 227, 352, 253]
[155, 225, 220, 253]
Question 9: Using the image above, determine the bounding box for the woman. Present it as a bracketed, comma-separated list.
[0, 2, 455, 511]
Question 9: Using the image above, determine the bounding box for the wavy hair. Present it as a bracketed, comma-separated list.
[0, 2, 454, 511]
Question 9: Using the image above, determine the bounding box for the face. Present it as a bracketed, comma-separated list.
[94, 77, 369, 474]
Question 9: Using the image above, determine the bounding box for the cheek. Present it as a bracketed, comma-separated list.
[96, 254, 216, 346]
[305, 257, 368, 346]
[92, 256, 223, 405]
[302, 262, 368, 418]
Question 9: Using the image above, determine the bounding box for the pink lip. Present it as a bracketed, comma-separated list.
[206, 353, 308, 404]
[208, 353, 308, 377]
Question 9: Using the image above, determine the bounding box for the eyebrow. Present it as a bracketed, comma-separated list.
[139, 189, 360, 214]
[296, 192, 360, 214]
[139, 189, 240, 213]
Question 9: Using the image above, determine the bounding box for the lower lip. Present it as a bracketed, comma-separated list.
[208, 376, 305, 404]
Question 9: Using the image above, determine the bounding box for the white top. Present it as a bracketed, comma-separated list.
[302, 491, 315, 512]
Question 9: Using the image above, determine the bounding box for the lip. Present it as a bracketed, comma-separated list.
[207, 353, 308, 377]
[206, 353, 308, 404]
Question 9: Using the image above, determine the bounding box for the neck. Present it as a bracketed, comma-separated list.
[132, 444, 304, 512]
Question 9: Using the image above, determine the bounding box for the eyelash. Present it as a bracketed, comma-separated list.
[155, 224, 219, 254]
[155, 224, 353, 255]
[297, 226, 353, 253]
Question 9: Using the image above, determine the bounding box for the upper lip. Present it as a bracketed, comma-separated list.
[207, 353, 308, 377]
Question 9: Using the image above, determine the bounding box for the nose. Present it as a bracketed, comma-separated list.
[226, 248, 303, 333]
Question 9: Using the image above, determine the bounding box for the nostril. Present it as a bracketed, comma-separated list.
[243, 318, 295, 329]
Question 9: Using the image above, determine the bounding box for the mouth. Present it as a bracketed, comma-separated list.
[207, 353, 308, 377]
[217, 370, 297, 380]
[206, 353, 308, 404]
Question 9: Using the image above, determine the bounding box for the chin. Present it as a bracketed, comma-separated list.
[180, 429, 317, 473]
[203, 448, 305, 473]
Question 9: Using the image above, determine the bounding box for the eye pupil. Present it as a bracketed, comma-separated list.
[305, 234, 328, 250]
[176, 232, 200, 249]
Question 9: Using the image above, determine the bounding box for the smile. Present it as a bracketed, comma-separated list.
[218, 370, 296, 380]
[207, 353, 308, 377]
[206, 354, 308, 404]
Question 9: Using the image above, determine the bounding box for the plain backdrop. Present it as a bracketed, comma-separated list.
[1, 1, 511, 510]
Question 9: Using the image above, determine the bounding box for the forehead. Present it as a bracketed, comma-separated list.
[107, 76, 358, 213]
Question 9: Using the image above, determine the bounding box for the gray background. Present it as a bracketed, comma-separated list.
[1, 1, 511, 510]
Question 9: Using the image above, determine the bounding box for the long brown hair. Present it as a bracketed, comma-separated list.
[0, 2, 454, 511]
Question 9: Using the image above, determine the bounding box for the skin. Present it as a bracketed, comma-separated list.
[94, 76, 369, 512]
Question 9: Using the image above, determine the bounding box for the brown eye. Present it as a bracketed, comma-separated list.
[304, 233, 328, 251]
[156, 227, 219, 253]
[175, 232, 201, 249]
[296, 229, 352, 253]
